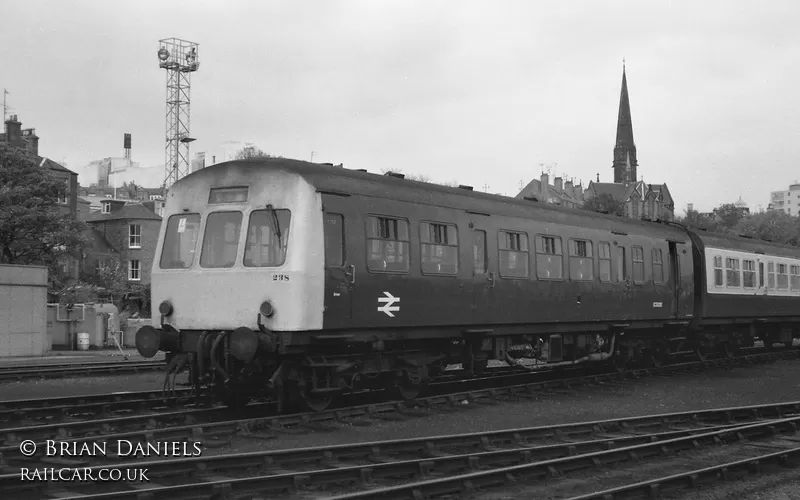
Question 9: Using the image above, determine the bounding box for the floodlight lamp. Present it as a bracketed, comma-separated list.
[158, 48, 170, 61]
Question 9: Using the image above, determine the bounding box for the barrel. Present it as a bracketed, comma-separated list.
[77, 332, 90, 351]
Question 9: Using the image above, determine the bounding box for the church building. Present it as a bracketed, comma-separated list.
[584, 63, 675, 221]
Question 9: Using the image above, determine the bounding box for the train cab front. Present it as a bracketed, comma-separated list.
[133, 163, 325, 407]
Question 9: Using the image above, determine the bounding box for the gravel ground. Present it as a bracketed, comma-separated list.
[3, 357, 800, 498]
[0, 348, 162, 366]
[0, 372, 166, 400]
[209, 359, 800, 456]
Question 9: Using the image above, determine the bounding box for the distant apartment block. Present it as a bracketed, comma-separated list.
[769, 183, 800, 216]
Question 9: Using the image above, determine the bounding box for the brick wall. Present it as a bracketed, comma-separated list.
[90, 218, 161, 284]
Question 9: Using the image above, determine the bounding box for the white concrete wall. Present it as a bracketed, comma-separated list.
[0, 264, 49, 356]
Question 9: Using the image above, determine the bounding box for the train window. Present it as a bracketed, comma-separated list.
[777, 263, 789, 290]
[324, 213, 344, 267]
[617, 247, 627, 283]
[652, 249, 663, 284]
[160, 213, 201, 269]
[759, 262, 764, 288]
[768, 262, 775, 289]
[725, 258, 741, 287]
[208, 186, 248, 204]
[713, 256, 723, 287]
[366, 216, 409, 273]
[499, 231, 529, 278]
[791, 265, 800, 291]
[743, 260, 756, 288]
[200, 211, 243, 268]
[473, 230, 487, 275]
[568, 239, 593, 281]
[632, 246, 644, 284]
[420, 222, 458, 275]
[535, 235, 561, 280]
[243, 208, 291, 267]
[598, 242, 611, 282]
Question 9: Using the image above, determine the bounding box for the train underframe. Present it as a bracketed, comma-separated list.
[136, 321, 800, 412]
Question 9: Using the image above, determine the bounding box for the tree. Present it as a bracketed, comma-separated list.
[235, 146, 283, 160]
[121, 181, 141, 200]
[680, 208, 722, 233]
[379, 168, 460, 187]
[713, 203, 746, 231]
[0, 143, 87, 268]
[82, 256, 150, 315]
[581, 193, 626, 217]
[733, 211, 800, 246]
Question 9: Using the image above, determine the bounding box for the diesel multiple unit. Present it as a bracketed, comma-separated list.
[135, 158, 800, 411]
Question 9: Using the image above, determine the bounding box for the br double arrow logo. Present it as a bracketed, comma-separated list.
[377, 291, 400, 317]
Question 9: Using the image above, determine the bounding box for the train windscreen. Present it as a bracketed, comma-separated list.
[160, 214, 201, 269]
[200, 212, 243, 268]
[244, 208, 291, 267]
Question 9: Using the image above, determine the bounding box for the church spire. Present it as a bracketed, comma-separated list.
[612, 60, 638, 184]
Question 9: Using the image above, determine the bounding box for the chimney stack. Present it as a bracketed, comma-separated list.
[554, 176, 563, 192]
[4, 115, 22, 146]
[21, 128, 39, 156]
[540, 172, 549, 195]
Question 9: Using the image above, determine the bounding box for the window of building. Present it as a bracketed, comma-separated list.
[632, 246, 645, 284]
[129, 224, 141, 249]
[160, 213, 201, 269]
[101, 201, 110, 214]
[791, 264, 800, 291]
[200, 211, 243, 268]
[128, 259, 140, 281]
[759, 262, 765, 288]
[768, 262, 775, 289]
[420, 222, 458, 275]
[535, 235, 562, 280]
[596, 242, 611, 283]
[568, 239, 593, 281]
[324, 213, 344, 267]
[366, 216, 409, 273]
[473, 230, 487, 275]
[713, 256, 723, 286]
[742, 260, 755, 288]
[58, 178, 69, 205]
[500, 231, 529, 278]
[652, 248, 664, 284]
[244, 208, 292, 267]
[617, 246, 627, 282]
[725, 257, 741, 287]
[778, 263, 789, 290]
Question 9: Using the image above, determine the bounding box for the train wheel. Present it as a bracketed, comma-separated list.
[392, 374, 426, 401]
[694, 343, 710, 362]
[295, 385, 334, 413]
[611, 349, 628, 373]
[650, 342, 670, 369]
[721, 342, 736, 359]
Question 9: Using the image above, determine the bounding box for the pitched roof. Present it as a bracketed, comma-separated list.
[588, 182, 627, 199]
[85, 202, 161, 222]
[36, 155, 77, 175]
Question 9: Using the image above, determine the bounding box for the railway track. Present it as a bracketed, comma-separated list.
[0, 360, 164, 382]
[1, 350, 794, 466]
[4, 399, 800, 499]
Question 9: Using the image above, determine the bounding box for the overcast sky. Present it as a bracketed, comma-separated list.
[3, 0, 799, 213]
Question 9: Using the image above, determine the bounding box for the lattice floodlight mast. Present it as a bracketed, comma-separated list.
[157, 38, 199, 193]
